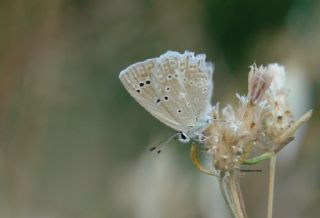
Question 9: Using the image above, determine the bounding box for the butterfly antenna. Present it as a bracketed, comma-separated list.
[149, 133, 181, 154]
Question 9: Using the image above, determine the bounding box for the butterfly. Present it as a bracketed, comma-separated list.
[119, 51, 214, 153]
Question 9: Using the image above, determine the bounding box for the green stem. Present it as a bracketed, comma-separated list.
[267, 154, 277, 218]
[242, 152, 273, 165]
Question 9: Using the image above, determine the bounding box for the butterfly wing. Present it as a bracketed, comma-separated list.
[150, 51, 214, 133]
[119, 58, 188, 132]
[179, 52, 214, 124]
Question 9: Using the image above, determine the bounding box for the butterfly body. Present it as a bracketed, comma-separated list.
[119, 51, 214, 144]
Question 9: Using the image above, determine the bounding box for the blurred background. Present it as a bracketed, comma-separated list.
[0, 0, 319, 217]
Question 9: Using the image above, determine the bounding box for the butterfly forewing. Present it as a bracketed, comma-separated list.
[119, 58, 186, 131]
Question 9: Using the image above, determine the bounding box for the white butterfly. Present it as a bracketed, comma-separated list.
[119, 51, 214, 152]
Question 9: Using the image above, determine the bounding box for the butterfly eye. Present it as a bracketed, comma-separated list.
[177, 132, 190, 143]
[180, 132, 187, 139]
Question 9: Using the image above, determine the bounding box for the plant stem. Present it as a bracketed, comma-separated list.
[221, 171, 247, 218]
[219, 175, 236, 217]
[230, 171, 247, 218]
[267, 154, 277, 218]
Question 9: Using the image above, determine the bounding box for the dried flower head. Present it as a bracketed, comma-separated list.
[256, 64, 294, 150]
[204, 104, 252, 173]
[197, 63, 312, 175]
[188, 61, 311, 218]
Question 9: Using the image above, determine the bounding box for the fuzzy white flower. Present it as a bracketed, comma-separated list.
[257, 64, 294, 149]
[268, 63, 286, 96]
[247, 64, 273, 104]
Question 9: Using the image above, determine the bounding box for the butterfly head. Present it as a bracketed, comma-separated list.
[176, 132, 191, 143]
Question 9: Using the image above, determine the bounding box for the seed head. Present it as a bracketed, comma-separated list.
[201, 63, 311, 174]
